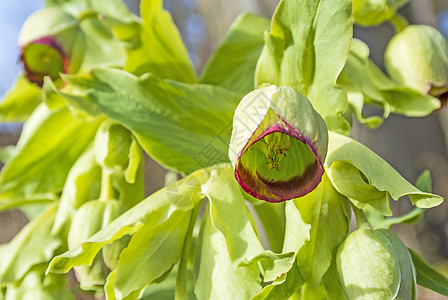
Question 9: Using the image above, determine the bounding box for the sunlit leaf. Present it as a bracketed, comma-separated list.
[256, 0, 352, 134]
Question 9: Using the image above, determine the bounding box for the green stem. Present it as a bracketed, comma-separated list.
[352, 205, 372, 230]
[175, 200, 202, 300]
[253, 202, 285, 253]
[99, 169, 115, 202]
[389, 13, 409, 33]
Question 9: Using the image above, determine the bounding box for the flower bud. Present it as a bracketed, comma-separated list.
[385, 25, 448, 101]
[337, 228, 417, 300]
[353, 0, 409, 26]
[229, 85, 328, 203]
[18, 7, 85, 86]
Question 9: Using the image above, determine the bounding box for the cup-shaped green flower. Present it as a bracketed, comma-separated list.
[385, 25, 448, 101]
[353, 0, 409, 26]
[18, 7, 84, 86]
[229, 85, 328, 203]
[337, 228, 417, 300]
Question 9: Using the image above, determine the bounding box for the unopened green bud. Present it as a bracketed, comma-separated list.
[337, 228, 417, 300]
[353, 0, 409, 26]
[229, 85, 328, 203]
[94, 120, 133, 172]
[385, 25, 448, 101]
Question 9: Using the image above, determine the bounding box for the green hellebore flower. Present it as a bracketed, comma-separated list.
[229, 85, 328, 203]
[337, 228, 417, 300]
[353, 0, 409, 26]
[18, 7, 85, 86]
[385, 25, 448, 102]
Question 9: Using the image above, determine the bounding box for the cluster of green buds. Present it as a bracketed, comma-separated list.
[352, 0, 409, 26]
[385, 25, 448, 104]
[229, 85, 328, 202]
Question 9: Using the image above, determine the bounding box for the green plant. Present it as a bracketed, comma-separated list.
[0, 0, 447, 299]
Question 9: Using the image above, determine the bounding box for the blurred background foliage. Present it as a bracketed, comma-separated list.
[0, 0, 448, 298]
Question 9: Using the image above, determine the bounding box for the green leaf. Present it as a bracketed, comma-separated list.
[68, 68, 240, 174]
[251, 263, 304, 300]
[113, 0, 196, 83]
[338, 39, 440, 119]
[416, 170, 432, 193]
[0, 204, 60, 283]
[409, 248, 448, 296]
[252, 202, 285, 253]
[113, 209, 191, 299]
[294, 173, 351, 288]
[45, 0, 131, 19]
[203, 167, 299, 282]
[79, 17, 126, 70]
[255, 0, 352, 134]
[0, 105, 101, 210]
[200, 13, 270, 96]
[194, 204, 261, 300]
[48, 168, 210, 274]
[52, 145, 101, 235]
[4, 264, 74, 300]
[300, 283, 327, 300]
[0, 75, 42, 122]
[326, 131, 443, 209]
[321, 257, 347, 300]
[105, 270, 144, 300]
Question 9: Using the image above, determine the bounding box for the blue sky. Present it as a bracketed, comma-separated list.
[0, 1, 43, 97]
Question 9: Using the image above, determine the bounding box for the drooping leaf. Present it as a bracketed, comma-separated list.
[65, 68, 240, 174]
[409, 248, 448, 296]
[251, 263, 304, 300]
[48, 168, 210, 274]
[256, 0, 352, 134]
[0, 75, 42, 122]
[0, 204, 60, 283]
[112, 0, 196, 83]
[194, 205, 261, 300]
[200, 13, 270, 96]
[326, 131, 443, 209]
[294, 173, 351, 288]
[0, 105, 101, 210]
[338, 38, 440, 120]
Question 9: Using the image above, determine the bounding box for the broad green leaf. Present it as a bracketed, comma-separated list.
[294, 173, 351, 288]
[79, 17, 126, 70]
[326, 131, 443, 209]
[338, 39, 440, 119]
[0, 204, 60, 283]
[251, 263, 304, 300]
[256, 0, 352, 134]
[112, 0, 196, 83]
[67, 68, 240, 174]
[0, 75, 41, 122]
[300, 283, 327, 300]
[409, 248, 448, 296]
[52, 145, 101, 235]
[282, 201, 311, 254]
[203, 167, 298, 282]
[200, 13, 270, 96]
[4, 264, 74, 300]
[0, 105, 101, 210]
[45, 0, 131, 19]
[113, 209, 191, 299]
[194, 205, 261, 300]
[48, 168, 210, 274]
